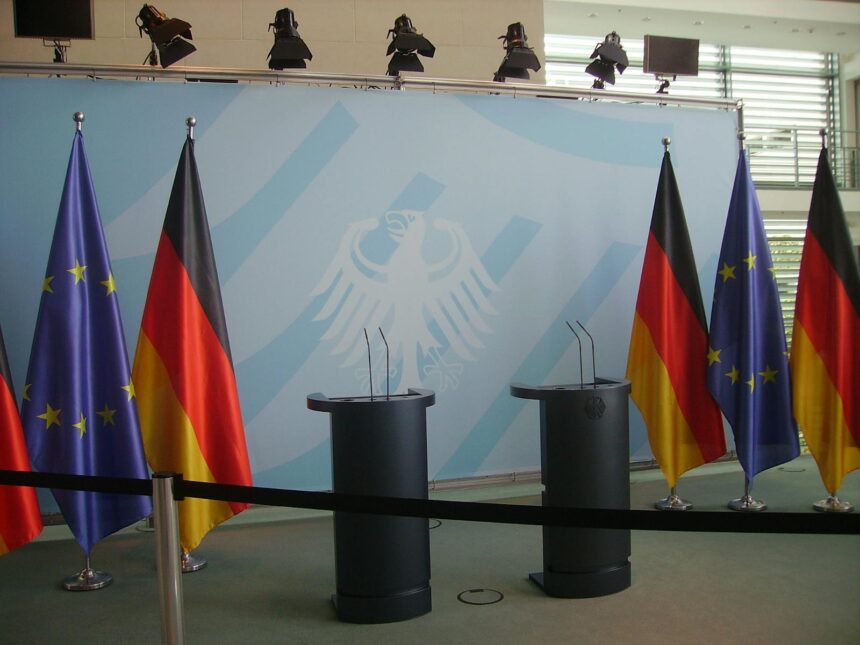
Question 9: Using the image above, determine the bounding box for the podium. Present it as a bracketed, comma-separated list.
[307, 388, 434, 623]
[511, 378, 631, 598]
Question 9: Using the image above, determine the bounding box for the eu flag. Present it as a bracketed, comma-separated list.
[707, 151, 800, 480]
[21, 130, 151, 556]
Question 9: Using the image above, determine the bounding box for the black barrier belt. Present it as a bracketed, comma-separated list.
[0, 469, 152, 496]
[2, 468, 858, 535]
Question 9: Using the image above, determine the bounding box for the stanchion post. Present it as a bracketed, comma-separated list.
[153, 472, 185, 645]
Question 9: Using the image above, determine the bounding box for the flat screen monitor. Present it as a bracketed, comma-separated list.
[14, 0, 94, 40]
[644, 35, 699, 77]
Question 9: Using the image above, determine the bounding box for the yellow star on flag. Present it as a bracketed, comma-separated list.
[717, 263, 736, 283]
[37, 403, 61, 429]
[96, 404, 117, 426]
[22, 383, 31, 402]
[743, 250, 757, 270]
[72, 413, 87, 438]
[759, 365, 778, 384]
[745, 373, 756, 392]
[707, 347, 722, 365]
[42, 276, 55, 293]
[67, 259, 87, 284]
[100, 273, 117, 295]
[725, 365, 740, 384]
[121, 380, 136, 401]
[767, 265, 777, 280]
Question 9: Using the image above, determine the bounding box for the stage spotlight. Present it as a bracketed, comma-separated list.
[268, 8, 312, 70]
[493, 22, 541, 82]
[585, 31, 628, 89]
[386, 14, 435, 75]
[136, 4, 195, 68]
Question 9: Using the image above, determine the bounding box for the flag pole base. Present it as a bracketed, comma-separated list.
[813, 496, 854, 513]
[181, 551, 208, 573]
[654, 494, 692, 511]
[63, 567, 112, 591]
[728, 494, 767, 512]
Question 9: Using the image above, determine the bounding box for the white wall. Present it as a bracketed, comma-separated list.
[0, 0, 545, 83]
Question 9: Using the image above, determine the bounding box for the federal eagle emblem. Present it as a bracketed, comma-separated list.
[312, 210, 499, 391]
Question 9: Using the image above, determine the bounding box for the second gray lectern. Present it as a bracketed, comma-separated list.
[511, 378, 631, 598]
[307, 388, 434, 624]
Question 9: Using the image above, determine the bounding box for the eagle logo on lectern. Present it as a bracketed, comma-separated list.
[312, 210, 499, 391]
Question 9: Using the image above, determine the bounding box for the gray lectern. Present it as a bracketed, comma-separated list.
[307, 388, 434, 623]
[511, 378, 631, 598]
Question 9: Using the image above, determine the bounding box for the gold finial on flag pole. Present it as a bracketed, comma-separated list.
[662, 136, 671, 153]
[186, 116, 196, 140]
[818, 128, 826, 150]
[73, 112, 84, 132]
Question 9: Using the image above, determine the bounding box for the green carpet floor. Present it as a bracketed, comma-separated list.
[1, 455, 857, 644]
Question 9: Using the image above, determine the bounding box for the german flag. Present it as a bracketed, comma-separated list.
[0, 324, 42, 555]
[626, 151, 726, 488]
[790, 149, 860, 494]
[133, 135, 252, 553]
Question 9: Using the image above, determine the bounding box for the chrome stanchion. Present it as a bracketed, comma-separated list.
[655, 486, 692, 511]
[153, 472, 185, 645]
[63, 555, 112, 591]
[728, 477, 767, 512]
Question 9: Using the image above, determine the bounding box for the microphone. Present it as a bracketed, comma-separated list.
[378, 327, 390, 399]
[363, 328, 373, 401]
[565, 321, 584, 389]
[576, 320, 597, 388]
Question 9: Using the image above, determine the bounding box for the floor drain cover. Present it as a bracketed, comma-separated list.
[457, 588, 504, 605]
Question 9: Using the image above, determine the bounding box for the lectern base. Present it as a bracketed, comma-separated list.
[332, 584, 432, 624]
[529, 562, 630, 598]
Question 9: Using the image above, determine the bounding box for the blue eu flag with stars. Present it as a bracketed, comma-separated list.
[707, 151, 799, 481]
[22, 130, 151, 556]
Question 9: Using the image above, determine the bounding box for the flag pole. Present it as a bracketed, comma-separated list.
[652, 135, 693, 513]
[813, 493, 854, 513]
[655, 486, 693, 511]
[63, 553, 113, 591]
[736, 100, 745, 155]
[59, 112, 115, 591]
[728, 476, 766, 512]
[806, 126, 854, 514]
[177, 114, 209, 574]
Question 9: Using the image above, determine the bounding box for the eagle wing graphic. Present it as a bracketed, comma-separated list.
[423, 219, 499, 361]
[310, 218, 397, 366]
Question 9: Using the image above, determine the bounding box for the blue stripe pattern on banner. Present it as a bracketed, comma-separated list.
[483, 216, 542, 283]
[458, 95, 669, 168]
[212, 102, 359, 281]
[436, 241, 640, 480]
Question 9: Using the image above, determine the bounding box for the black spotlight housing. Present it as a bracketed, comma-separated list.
[585, 31, 628, 90]
[136, 4, 195, 68]
[493, 22, 541, 82]
[386, 14, 435, 75]
[268, 8, 312, 69]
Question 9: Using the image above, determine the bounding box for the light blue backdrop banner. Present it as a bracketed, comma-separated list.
[0, 77, 737, 492]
